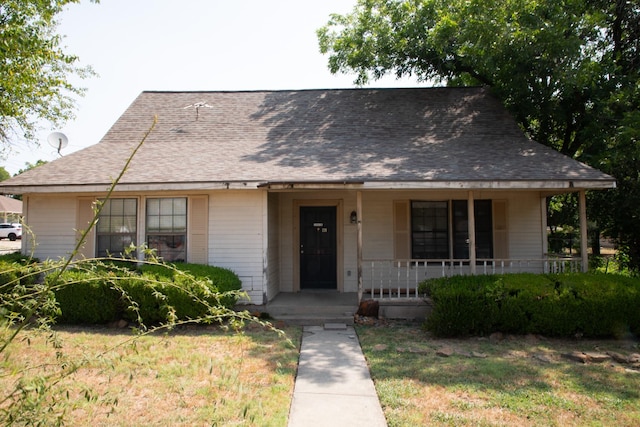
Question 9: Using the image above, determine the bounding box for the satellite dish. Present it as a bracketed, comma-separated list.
[47, 132, 68, 156]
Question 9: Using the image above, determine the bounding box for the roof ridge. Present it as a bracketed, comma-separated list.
[140, 86, 487, 95]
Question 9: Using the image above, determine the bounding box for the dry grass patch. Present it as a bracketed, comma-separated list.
[358, 322, 640, 427]
[1, 323, 301, 426]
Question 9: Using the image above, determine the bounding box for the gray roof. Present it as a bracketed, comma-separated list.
[0, 87, 615, 193]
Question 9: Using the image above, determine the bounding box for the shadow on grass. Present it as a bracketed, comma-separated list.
[356, 322, 640, 404]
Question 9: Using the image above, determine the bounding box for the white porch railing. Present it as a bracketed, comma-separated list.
[361, 257, 581, 299]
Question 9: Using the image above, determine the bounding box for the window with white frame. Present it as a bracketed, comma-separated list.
[146, 197, 187, 262]
[96, 198, 138, 257]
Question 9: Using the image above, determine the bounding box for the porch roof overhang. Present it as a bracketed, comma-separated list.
[1, 177, 615, 195]
[258, 178, 616, 191]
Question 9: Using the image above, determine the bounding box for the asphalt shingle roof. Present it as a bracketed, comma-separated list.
[0, 87, 614, 191]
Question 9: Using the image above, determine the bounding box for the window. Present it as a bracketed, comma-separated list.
[146, 197, 187, 262]
[411, 200, 493, 260]
[96, 198, 137, 257]
[411, 201, 449, 259]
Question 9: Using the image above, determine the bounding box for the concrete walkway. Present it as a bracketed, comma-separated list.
[288, 324, 387, 427]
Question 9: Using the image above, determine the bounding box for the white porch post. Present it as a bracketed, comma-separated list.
[541, 195, 548, 256]
[356, 190, 363, 302]
[579, 190, 589, 272]
[468, 191, 476, 274]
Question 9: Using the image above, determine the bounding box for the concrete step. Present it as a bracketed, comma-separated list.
[271, 314, 355, 326]
[266, 305, 356, 316]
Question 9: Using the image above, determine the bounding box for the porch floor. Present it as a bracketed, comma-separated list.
[264, 291, 359, 325]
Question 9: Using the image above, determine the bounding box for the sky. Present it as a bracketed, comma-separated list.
[2, 0, 419, 175]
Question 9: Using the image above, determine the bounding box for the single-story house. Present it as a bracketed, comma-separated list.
[0, 87, 615, 306]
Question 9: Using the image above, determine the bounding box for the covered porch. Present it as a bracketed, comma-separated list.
[264, 185, 594, 305]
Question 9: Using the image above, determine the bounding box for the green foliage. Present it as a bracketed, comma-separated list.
[139, 263, 242, 307]
[16, 159, 48, 176]
[0, 166, 9, 181]
[48, 270, 120, 324]
[420, 273, 640, 338]
[45, 262, 243, 326]
[0, 0, 97, 146]
[0, 254, 48, 323]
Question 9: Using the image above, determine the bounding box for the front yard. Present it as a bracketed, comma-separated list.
[2, 321, 639, 426]
[0, 324, 301, 426]
[358, 322, 640, 427]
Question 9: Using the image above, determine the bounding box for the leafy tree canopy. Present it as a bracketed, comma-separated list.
[0, 0, 97, 150]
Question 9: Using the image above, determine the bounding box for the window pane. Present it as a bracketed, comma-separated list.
[96, 199, 138, 258]
[147, 216, 160, 231]
[97, 217, 110, 233]
[173, 216, 187, 231]
[147, 199, 160, 216]
[123, 215, 137, 233]
[173, 198, 187, 215]
[159, 216, 174, 231]
[114, 199, 126, 215]
[160, 199, 174, 215]
[123, 199, 137, 215]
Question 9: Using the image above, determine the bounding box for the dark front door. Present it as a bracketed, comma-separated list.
[300, 206, 337, 290]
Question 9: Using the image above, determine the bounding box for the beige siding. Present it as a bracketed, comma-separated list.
[25, 195, 79, 260]
[504, 192, 544, 259]
[76, 198, 96, 259]
[209, 191, 267, 304]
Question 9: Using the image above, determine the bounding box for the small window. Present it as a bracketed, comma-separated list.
[146, 197, 187, 262]
[96, 198, 138, 257]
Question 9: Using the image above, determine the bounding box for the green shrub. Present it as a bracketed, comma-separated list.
[420, 273, 640, 338]
[50, 270, 120, 324]
[138, 263, 242, 309]
[48, 262, 242, 326]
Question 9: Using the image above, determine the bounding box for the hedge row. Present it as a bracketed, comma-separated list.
[419, 273, 640, 338]
[0, 254, 242, 326]
[50, 262, 242, 325]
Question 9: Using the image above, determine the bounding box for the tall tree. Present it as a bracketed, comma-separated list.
[0, 0, 96, 150]
[318, 0, 640, 269]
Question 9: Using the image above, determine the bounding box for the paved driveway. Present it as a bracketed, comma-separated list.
[0, 240, 21, 255]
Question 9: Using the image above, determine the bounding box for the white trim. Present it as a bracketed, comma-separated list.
[2, 179, 615, 195]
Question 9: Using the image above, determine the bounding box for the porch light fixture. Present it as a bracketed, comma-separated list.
[350, 211, 357, 224]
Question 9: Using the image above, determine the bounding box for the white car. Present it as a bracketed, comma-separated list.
[0, 223, 22, 241]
